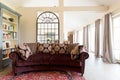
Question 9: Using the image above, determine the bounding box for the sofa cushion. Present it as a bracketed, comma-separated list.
[16, 60, 46, 66]
[37, 43, 51, 53]
[15, 43, 33, 60]
[51, 43, 67, 54]
[27, 53, 51, 62]
[16, 53, 51, 66]
[49, 54, 82, 67]
[26, 43, 37, 54]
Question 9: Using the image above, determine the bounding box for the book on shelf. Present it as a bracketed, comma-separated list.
[9, 25, 14, 31]
[3, 32, 17, 40]
[2, 41, 11, 49]
[2, 16, 7, 20]
[3, 32, 11, 40]
[2, 49, 10, 60]
[2, 23, 14, 31]
[2, 23, 8, 30]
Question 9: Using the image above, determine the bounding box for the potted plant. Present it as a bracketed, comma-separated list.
[47, 38, 51, 43]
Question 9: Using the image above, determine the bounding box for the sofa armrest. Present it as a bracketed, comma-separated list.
[9, 51, 20, 75]
[79, 51, 89, 60]
[78, 51, 89, 76]
[78, 45, 89, 60]
[9, 51, 19, 63]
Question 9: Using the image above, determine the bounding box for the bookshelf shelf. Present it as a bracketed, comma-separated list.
[3, 19, 18, 25]
[0, 2, 21, 70]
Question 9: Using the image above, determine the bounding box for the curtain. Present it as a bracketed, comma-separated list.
[83, 25, 89, 51]
[99, 19, 104, 57]
[76, 31, 79, 43]
[73, 32, 76, 43]
[78, 29, 83, 45]
[75, 31, 79, 43]
[89, 24, 95, 53]
[73, 31, 78, 43]
[112, 15, 120, 63]
[95, 19, 100, 58]
[102, 13, 114, 63]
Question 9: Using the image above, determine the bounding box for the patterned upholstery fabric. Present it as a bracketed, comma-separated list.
[51, 43, 67, 54]
[37, 43, 51, 53]
[15, 43, 33, 60]
[70, 45, 79, 60]
[36, 43, 79, 55]
[67, 43, 79, 54]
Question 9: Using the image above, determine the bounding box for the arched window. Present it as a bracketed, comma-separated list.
[36, 11, 59, 43]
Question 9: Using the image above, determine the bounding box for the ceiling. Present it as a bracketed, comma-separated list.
[0, 0, 119, 33]
[0, 0, 118, 7]
[64, 11, 104, 32]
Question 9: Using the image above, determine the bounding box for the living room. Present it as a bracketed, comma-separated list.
[0, 0, 120, 80]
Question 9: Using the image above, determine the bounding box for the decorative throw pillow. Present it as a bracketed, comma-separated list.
[67, 43, 79, 54]
[70, 45, 79, 60]
[37, 43, 51, 53]
[15, 43, 33, 60]
[51, 43, 67, 54]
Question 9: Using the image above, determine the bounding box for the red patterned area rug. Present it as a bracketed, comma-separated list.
[0, 71, 86, 80]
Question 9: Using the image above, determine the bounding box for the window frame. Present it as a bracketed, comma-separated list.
[36, 11, 60, 43]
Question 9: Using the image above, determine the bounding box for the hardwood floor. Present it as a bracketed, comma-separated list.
[84, 53, 120, 80]
[0, 66, 11, 77]
[0, 53, 120, 80]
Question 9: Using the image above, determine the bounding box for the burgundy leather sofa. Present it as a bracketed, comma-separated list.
[10, 43, 89, 76]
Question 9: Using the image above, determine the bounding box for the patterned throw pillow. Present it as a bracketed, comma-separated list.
[15, 43, 33, 60]
[37, 43, 51, 53]
[70, 45, 79, 60]
[51, 43, 67, 54]
[67, 43, 79, 54]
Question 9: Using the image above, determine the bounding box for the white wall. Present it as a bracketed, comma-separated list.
[17, 8, 37, 44]
[2, 0, 120, 44]
[109, 0, 120, 13]
[17, 7, 64, 44]
[0, 1, 16, 10]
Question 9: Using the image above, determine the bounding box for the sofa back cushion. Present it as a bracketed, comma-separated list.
[26, 43, 37, 54]
[36, 43, 79, 54]
[37, 43, 51, 53]
[51, 43, 67, 54]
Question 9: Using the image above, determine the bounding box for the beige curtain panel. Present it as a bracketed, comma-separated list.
[95, 19, 100, 58]
[102, 13, 114, 63]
